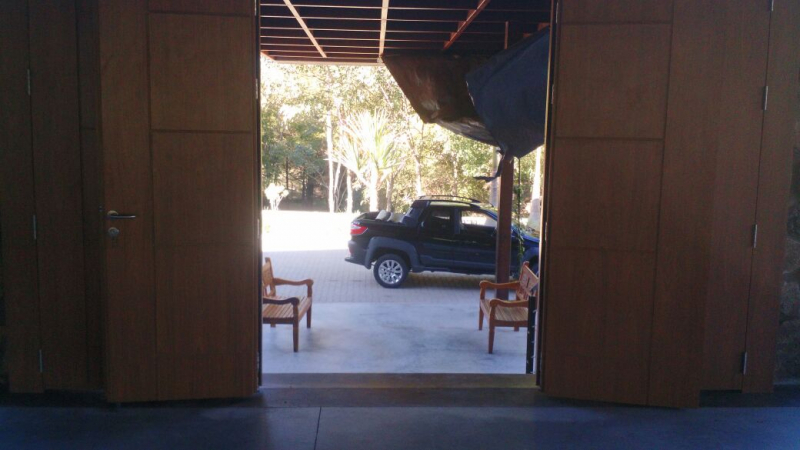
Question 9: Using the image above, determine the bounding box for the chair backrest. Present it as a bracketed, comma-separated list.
[515, 261, 539, 303]
[262, 257, 276, 297]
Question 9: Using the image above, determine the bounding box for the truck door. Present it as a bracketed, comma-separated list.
[416, 207, 456, 268]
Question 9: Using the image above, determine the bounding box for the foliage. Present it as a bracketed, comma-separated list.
[260, 57, 544, 214]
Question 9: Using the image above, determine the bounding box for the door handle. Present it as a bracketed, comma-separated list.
[106, 210, 137, 220]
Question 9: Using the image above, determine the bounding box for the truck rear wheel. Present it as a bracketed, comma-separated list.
[373, 254, 409, 288]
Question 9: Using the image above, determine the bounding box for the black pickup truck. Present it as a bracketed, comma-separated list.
[345, 196, 540, 288]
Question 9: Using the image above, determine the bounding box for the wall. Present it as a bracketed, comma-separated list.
[780, 78, 800, 381]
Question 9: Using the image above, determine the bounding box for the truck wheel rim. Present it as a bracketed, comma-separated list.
[378, 260, 403, 284]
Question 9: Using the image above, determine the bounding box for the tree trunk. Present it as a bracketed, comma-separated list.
[385, 173, 394, 212]
[368, 167, 379, 211]
[326, 111, 335, 213]
[285, 156, 289, 190]
[333, 161, 342, 211]
[346, 171, 354, 214]
[489, 150, 499, 206]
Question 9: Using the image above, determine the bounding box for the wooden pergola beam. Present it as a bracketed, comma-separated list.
[443, 0, 491, 51]
[378, 0, 389, 58]
[282, 0, 327, 57]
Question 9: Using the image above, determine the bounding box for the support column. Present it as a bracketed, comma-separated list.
[495, 156, 514, 299]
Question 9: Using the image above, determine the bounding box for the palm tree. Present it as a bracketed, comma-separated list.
[333, 110, 403, 212]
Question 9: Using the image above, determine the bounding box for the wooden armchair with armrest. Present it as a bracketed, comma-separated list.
[262, 257, 314, 352]
[478, 261, 539, 354]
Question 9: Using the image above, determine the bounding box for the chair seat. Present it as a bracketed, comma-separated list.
[262, 296, 312, 323]
[480, 299, 528, 325]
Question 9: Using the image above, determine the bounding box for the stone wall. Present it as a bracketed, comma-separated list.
[778, 76, 800, 381]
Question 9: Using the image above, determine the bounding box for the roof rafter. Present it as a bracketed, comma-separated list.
[378, 0, 390, 58]
[443, 0, 491, 51]
[282, 0, 327, 57]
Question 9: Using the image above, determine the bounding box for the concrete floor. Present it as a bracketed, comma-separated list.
[263, 247, 527, 374]
[2, 385, 800, 449]
[262, 303, 528, 374]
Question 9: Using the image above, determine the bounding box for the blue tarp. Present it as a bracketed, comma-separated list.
[466, 29, 550, 160]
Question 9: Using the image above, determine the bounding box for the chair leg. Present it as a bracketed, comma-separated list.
[307, 307, 312, 329]
[478, 308, 484, 330]
[488, 324, 495, 354]
[293, 320, 299, 352]
[514, 326, 519, 332]
[270, 323, 276, 328]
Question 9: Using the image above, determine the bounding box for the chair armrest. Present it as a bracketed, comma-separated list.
[263, 296, 299, 306]
[479, 280, 520, 300]
[489, 299, 528, 309]
[274, 278, 314, 298]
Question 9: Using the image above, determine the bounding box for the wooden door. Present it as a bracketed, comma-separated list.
[701, 1, 770, 391]
[539, 0, 781, 407]
[98, 0, 259, 402]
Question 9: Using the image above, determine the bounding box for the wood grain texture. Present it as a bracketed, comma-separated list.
[0, 0, 44, 393]
[149, 14, 254, 132]
[99, 0, 159, 402]
[548, 139, 662, 252]
[544, 249, 655, 405]
[148, 0, 253, 16]
[702, 0, 770, 391]
[152, 133, 255, 247]
[650, 0, 727, 408]
[561, 0, 673, 24]
[155, 245, 256, 399]
[744, 0, 800, 393]
[29, 0, 89, 390]
[554, 24, 671, 139]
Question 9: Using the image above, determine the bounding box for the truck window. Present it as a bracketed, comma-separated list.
[422, 209, 452, 233]
[460, 210, 497, 236]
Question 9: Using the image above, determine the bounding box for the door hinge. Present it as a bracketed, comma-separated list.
[752, 224, 758, 248]
[550, 83, 556, 105]
[26, 68, 31, 96]
[32, 214, 37, 240]
[770, 0, 775, 12]
[762, 86, 769, 111]
[38, 349, 44, 373]
[742, 351, 748, 375]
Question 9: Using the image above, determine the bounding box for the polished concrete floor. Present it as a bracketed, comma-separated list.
[262, 303, 528, 373]
[2, 383, 800, 449]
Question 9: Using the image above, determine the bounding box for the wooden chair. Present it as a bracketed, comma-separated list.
[478, 261, 539, 354]
[262, 257, 313, 352]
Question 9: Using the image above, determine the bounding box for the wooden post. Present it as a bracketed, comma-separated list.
[495, 156, 514, 299]
[495, 21, 523, 299]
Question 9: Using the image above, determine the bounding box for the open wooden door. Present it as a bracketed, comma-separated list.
[98, 0, 260, 402]
[538, 0, 785, 407]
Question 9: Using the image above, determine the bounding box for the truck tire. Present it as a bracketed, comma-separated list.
[373, 254, 409, 288]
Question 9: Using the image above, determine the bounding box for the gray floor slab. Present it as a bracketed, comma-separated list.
[262, 302, 528, 373]
[0, 406, 320, 450]
[314, 406, 800, 450]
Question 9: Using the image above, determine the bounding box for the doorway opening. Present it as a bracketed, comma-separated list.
[257, 0, 553, 381]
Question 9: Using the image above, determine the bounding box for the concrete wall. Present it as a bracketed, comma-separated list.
[779, 78, 800, 381]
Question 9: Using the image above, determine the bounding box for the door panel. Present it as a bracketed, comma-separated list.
[454, 209, 496, 272]
[554, 24, 671, 140]
[545, 249, 655, 404]
[561, 0, 673, 24]
[702, 0, 770, 390]
[29, 0, 90, 390]
[99, 0, 258, 402]
[418, 208, 456, 267]
[0, 0, 44, 393]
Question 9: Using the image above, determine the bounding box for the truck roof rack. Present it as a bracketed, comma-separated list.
[418, 195, 482, 204]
